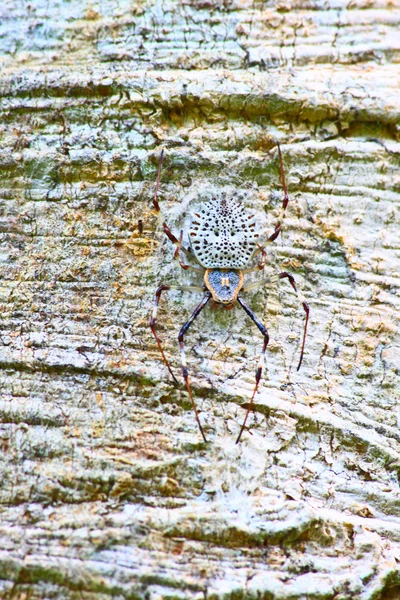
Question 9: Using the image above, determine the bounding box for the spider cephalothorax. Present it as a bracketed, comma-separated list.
[150, 146, 309, 444]
[204, 269, 244, 304]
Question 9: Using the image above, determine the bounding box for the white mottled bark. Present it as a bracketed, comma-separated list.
[1, 0, 400, 598]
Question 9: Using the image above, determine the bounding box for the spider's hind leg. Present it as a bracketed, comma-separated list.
[235, 297, 270, 444]
[150, 283, 205, 383]
[178, 293, 211, 443]
[278, 272, 309, 371]
[150, 285, 212, 442]
[242, 271, 309, 371]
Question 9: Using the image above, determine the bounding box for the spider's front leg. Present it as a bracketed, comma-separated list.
[252, 142, 289, 260]
[152, 149, 198, 269]
[242, 245, 267, 274]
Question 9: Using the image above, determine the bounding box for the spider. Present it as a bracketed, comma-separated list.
[150, 144, 309, 444]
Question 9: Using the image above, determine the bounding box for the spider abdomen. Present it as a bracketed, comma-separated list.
[189, 194, 260, 268]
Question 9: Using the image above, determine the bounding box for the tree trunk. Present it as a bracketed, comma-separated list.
[1, 1, 400, 598]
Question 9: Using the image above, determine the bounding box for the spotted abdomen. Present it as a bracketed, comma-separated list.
[189, 193, 260, 268]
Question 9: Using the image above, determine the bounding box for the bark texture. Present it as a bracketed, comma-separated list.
[1, 1, 400, 598]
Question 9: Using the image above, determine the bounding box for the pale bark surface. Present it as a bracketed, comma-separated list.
[1, 0, 400, 598]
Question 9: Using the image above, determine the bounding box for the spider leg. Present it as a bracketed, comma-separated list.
[235, 297, 270, 444]
[278, 272, 309, 371]
[252, 142, 289, 259]
[242, 274, 279, 292]
[150, 284, 205, 383]
[174, 230, 203, 273]
[242, 272, 309, 371]
[152, 149, 164, 213]
[178, 293, 211, 443]
[242, 245, 267, 273]
[152, 149, 194, 261]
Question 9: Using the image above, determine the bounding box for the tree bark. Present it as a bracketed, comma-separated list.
[1, 1, 400, 598]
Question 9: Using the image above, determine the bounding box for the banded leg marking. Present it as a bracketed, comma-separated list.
[236, 297, 270, 444]
[178, 293, 211, 443]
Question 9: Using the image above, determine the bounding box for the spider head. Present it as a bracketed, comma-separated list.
[204, 269, 244, 305]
